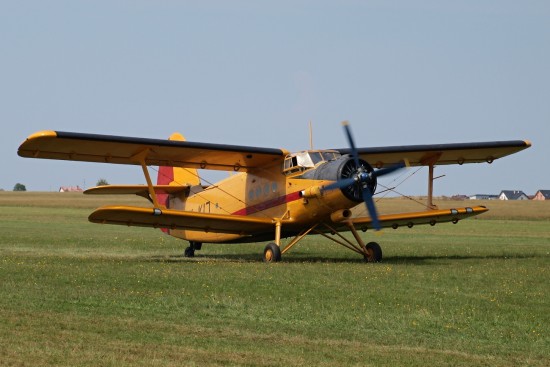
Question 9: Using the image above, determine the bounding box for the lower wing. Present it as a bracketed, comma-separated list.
[343, 206, 488, 231]
[89, 205, 276, 235]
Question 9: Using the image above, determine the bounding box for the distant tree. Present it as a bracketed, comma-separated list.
[13, 183, 27, 191]
[96, 178, 109, 186]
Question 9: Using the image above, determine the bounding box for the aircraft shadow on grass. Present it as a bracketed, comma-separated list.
[144, 253, 542, 265]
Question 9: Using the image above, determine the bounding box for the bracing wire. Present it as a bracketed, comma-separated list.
[148, 165, 276, 219]
[354, 165, 433, 217]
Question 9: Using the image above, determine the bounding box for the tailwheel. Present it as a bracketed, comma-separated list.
[263, 242, 281, 263]
[184, 246, 195, 258]
[364, 242, 382, 263]
[184, 241, 202, 258]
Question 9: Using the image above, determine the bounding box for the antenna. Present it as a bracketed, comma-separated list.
[309, 121, 313, 150]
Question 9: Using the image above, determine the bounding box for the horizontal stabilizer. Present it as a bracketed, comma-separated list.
[84, 185, 190, 196]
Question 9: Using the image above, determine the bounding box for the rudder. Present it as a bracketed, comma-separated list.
[156, 132, 201, 212]
[156, 132, 201, 187]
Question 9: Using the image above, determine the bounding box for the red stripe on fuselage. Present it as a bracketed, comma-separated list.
[232, 191, 302, 216]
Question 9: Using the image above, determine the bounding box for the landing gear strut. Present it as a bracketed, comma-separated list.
[184, 241, 202, 258]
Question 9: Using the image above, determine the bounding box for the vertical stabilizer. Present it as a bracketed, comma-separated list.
[156, 133, 201, 211]
[157, 132, 201, 187]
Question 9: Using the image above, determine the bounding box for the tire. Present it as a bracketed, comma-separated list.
[184, 246, 195, 258]
[364, 242, 382, 263]
[263, 242, 282, 263]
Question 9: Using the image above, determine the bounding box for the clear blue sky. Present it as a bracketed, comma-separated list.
[1, 1, 548, 196]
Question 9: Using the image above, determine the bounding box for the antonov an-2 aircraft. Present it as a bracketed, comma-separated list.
[18, 122, 531, 262]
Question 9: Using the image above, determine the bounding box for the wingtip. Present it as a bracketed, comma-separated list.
[18, 130, 58, 157]
[26, 130, 58, 140]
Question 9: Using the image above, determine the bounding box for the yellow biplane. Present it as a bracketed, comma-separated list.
[18, 123, 530, 262]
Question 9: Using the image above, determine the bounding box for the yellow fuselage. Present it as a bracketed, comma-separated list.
[167, 163, 355, 243]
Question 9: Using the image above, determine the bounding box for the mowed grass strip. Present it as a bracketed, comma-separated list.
[0, 192, 549, 366]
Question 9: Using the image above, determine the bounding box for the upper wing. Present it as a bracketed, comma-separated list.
[18, 131, 286, 171]
[89, 205, 276, 235]
[335, 140, 531, 167]
[340, 206, 488, 231]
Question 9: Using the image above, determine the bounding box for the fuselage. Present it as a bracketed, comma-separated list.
[165, 150, 364, 243]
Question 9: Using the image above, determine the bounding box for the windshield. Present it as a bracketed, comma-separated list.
[283, 150, 341, 175]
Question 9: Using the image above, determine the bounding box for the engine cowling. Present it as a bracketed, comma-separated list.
[301, 155, 377, 202]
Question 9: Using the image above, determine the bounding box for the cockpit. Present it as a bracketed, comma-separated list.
[282, 150, 341, 175]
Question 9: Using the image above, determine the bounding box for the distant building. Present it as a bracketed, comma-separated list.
[59, 186, 83, 193]
[498, 190, 528, 200]
[469, 194, 498, 200]
[533, 190, 550, 201]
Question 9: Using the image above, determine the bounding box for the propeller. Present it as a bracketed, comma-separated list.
[323, 121, 407, 231]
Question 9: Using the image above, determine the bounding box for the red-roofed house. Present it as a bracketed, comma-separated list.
[533, 190, 550, 200]
[59, 186, 83, 192]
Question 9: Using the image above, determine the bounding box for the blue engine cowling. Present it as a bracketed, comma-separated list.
[301, 155, 377, 202]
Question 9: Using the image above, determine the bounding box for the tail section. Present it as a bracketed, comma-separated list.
[156, 132, 201, 207]
[156, 132, 201, 187]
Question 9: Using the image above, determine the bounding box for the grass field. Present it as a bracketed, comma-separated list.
[0, 192, 548, 366]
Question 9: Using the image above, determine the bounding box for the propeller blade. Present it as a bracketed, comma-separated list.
[342, 121, 360, 168]
[327, 122, 406, 231]
[323, 177, 356, 192]
[362, 184, 381, 231]
[373, 160, 408, 178]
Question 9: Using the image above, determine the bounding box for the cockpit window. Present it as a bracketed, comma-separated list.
[283, 150, 341, 175]
[309, 152, 324, 165]
[322, 151, 339, 161]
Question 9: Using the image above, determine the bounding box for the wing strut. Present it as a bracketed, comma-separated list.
[420, 153, 443, 210]
[131, 148, 161, 209]
[428, 164, 437, 210]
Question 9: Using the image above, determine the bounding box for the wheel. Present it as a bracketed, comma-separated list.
[364, 242, 382, 263]
[184, 246, 195, 258]
[263, 242, 281, 263]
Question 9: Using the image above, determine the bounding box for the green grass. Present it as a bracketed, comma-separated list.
[0, 193, 548, 366]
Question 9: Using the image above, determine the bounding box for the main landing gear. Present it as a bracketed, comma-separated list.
[184, 241, 202, 258]
[262, 239, 383, 263]
[364, 242, 382, 263]
[261, 222, 384, 263]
